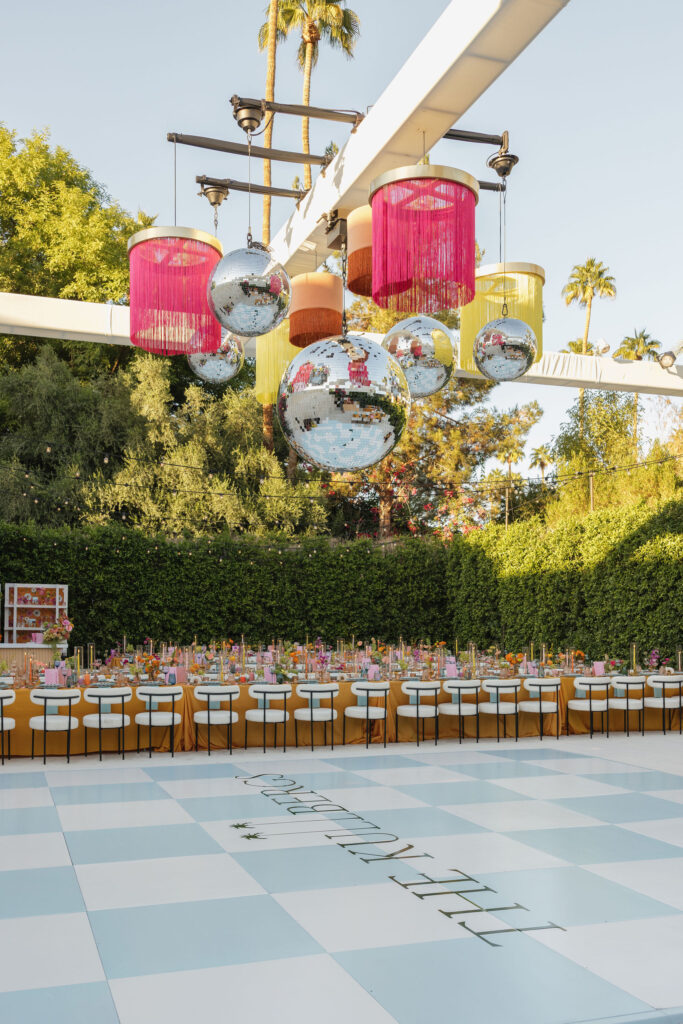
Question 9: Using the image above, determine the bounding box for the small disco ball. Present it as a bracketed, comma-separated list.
[187, 330, 244, 383]
[381, 315, 456, 398]
[473, 317, 537, 382]
[277, 334, 411, 473]
[207, 245, 291, 337]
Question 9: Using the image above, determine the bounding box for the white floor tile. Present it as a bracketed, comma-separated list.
[0, 912, 104, 992]
[57, 798, 194, 832]
[493, 775, 627, 800]
[416, 831, 568, 873]
[46, 767, 152, 787]
[526, 757, 637, 775]
[314, 785, 426, 811]
[530, 914, 683, 1007]
[110, 954, 398, 1024]
[76, 852, 264, 910]
[648, 789, 683, 805]
[157, 776, 251, 799]
[274, 882, 469, 952]
[585, 857, 683, 911]
[0, 788, 53, 809]
[0, 832, 71, 871]
[445, 799, 603, 832]
[352, 766, 472, 785]
[620, 817, 683, 848]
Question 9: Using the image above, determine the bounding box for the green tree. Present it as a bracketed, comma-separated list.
[259, 1, 360, 190]
[0, 126, 153, 374]
[561, 338, 596, 355]
[530, 444, 553, 484]
[562, 258, 617, 436]
[614, 329, 661, 458]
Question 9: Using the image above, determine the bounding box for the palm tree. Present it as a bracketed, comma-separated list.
[562, 258, 616, 437]
[614, 329, 661, 457]
[259, 1, 360, 190]
[561, 338, 596, 355]
[529, 444, 553, 485]
[261, 0, 279, 248]
[259, 0, 280, 454]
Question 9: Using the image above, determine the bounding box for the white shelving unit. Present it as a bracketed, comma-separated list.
[3, 583, 68, 645]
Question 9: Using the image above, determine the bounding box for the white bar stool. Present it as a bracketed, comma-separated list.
[135, 685, 183, 757]
[344, 680, 390, 747]
[294, 682, 339, 750]
[193, 684, 240, 755]
[83, 686, 132, 759]
[395, 679, 440, 746]
[245, 684, 292, 753]
[609, 675, 646, 736]
[439, 680, 480, 743]
[480, 680, 521, 742]
[29, 688, 81, 764]
[645, 675, 683, 734]
[0, 690, 16, 764]
[567, 676, 609, 737]
[517, 680, 561, 740]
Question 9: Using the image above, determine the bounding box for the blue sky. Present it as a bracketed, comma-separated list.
[4, 0, 682, 464]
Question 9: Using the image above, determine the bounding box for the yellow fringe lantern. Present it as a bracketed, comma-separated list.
[459, 262, 545, 374]
[254, 320, 300, 405]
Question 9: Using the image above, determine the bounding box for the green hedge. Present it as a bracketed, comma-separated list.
[1, 497, 681, 657]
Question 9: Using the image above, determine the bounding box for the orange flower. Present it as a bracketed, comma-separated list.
[575, 650, 585, 659]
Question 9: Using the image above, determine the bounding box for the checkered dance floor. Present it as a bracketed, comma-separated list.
[3, 735, 683, 1023]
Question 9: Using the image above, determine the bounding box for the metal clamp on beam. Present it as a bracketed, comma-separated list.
[168, 132, 330, 167]
[196, 175, 306, 201]
[444, 127, 519, 179]
[230, 95, 364, 133]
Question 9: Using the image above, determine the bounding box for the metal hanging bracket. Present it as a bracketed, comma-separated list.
[230, 94, 364, 131]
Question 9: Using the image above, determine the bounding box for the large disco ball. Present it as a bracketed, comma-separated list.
[277, 334, 411, 472]
[187, 330, 244, 383]
[381, 316, 456, 398]
[473, 317, 537, 382]
[207, 245, 291, 337]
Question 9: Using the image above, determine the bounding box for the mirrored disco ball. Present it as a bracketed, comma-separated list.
[207, 245, 291, 337]
[473, 317, 537, 382]
[277, 334, 411, 472]
[381, 315, 456, 398]
[187, 330, 244, 383]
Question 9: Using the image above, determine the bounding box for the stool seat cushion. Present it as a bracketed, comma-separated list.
[609, 698, 643, 710]
[29, 716, 79, 732]
[517, 700, 558, 714]
[438, 703, 478, 716]
[294, 708, 338, 722]
[345, 705, 386, 720]
[0, 719, 15, 731]
[134, 712, 181, 728]
[245, 709, 289, 724]
[480, 703, 517, 715]
[193, 710, 239, 725]
[82, 713, 130, 729]
[567, 699, 608, 712]
[644, 696, 683, 709]
[396, 704, 437, 718]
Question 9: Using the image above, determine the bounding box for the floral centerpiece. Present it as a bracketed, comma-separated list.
[42, 617, 73, 661]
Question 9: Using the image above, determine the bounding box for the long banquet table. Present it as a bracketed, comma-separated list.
[4, 676, 679, 756]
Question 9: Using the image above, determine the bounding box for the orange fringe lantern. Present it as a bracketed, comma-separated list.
[289, 272, 343, 348]
[347, 205, 373, 296]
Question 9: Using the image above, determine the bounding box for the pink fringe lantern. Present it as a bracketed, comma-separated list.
[128, 227, 222, 355]
[369, 165, 479, 314]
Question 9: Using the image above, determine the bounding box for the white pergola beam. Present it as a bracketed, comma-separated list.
[271, 0, 571, 275]
[1, 292, 682, 396]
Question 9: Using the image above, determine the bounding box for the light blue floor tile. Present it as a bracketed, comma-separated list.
[89, 894, 321, 978]
[479, 866, 678, 927]
[396, 779, 526, 806]
[0, 771, 47, 789]
[0, 866, 84, 919]
[553, 793, 683, 824]
[0, 983, 119, 1024]
[51, 782, 167, 805]
[0, 807, 60, 835]
[371, 806, 484, 837]
[453, 762, 561, 780]
[585, 771, 683, 792]
[580, 1009, 683, 1024]
[323, 755, 427, 770]
[146, 763, 246, 781]
[487, 748, 588, 761]
[507, 825, 683, 864]
[232, 843, 383, 892]
[336, 935, 650, 1024]
[280, 771, 376, 790]
[178, 793, 292, 822]
[65, 823, 223, 864]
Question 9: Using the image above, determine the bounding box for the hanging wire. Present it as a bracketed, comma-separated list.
[173, 139, 177, 227]
[501, 181, 508, 317]
[247, 131, 253, 248]
[341, 241, 348, 335]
